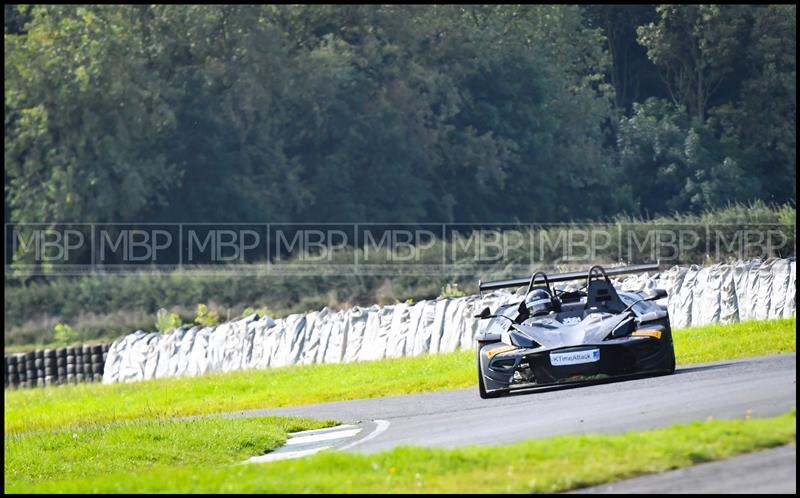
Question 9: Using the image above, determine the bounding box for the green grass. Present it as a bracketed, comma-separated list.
[6, 410, 795, 493]
[4, 318, 796, 493]
[5, 318, 795, 434]
[674, 317, 796, 363]
[4, 350, 474, 434]
[4, 416, 333, 491]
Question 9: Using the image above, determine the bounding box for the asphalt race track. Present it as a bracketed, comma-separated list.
[231, 353, 795, 450]
[568, 444, 796, 494]
[229, 353, 796, 492]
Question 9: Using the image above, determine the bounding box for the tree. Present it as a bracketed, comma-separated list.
[708, 5, 796, 204]
[583, 5, 662, 114]
[5, 6, 182, 225]
[617, 98, 751, 214]
[5, 4, 793, 235]
[637, 5, 749, 121]
[4, 4, 32, 34]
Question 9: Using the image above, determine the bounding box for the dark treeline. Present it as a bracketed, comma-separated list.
[5, 5, 796, 225]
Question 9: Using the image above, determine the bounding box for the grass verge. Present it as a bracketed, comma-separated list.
[4, 415, 333, 492]
[673, 317, 796, 364]
[5, 317, 795, 434]
[6, 410, 795, 493]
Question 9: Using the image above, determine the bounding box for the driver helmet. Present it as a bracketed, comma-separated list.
[525, 288, 554, 316]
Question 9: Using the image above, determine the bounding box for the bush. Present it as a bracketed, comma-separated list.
[155, 308, 183, 332]
[194, 304, 220, 327]
[53, 323, 79, 346]
[439, 283, 466, 299]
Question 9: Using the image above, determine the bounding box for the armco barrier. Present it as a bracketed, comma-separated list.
[102, 258, 795, 385]
[4, 343, 109, 389]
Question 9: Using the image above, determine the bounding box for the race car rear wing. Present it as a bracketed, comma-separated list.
[478, 262, 660, 293]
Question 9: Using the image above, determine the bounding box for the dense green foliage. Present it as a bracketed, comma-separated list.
[5, 5, 796, 229]
[5, 317, 795, 434]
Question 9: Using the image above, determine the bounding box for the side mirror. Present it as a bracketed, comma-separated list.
[474, 307, 492, 319]
[642, 288, 667, 301]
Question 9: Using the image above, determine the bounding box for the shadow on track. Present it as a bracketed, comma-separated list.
[673, 362, 737, 375]
[501, 373, 659, 397]
[497, 361, 737, 398]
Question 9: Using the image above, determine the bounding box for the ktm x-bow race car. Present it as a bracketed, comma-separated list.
[475, 263, 675, 398]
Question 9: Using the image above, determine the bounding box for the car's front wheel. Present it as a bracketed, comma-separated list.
[666, 338, 676, 374]
[477, 346, 507, 399]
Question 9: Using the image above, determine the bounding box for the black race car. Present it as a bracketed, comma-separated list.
[475, 263, 675, 399]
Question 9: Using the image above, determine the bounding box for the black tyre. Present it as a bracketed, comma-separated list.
[666, 340, 676, 374]
[477, 346, 507, 399]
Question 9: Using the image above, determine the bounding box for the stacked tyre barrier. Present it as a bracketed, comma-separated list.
[4, 344, 110, 389]
[103, 258, 795, 385]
